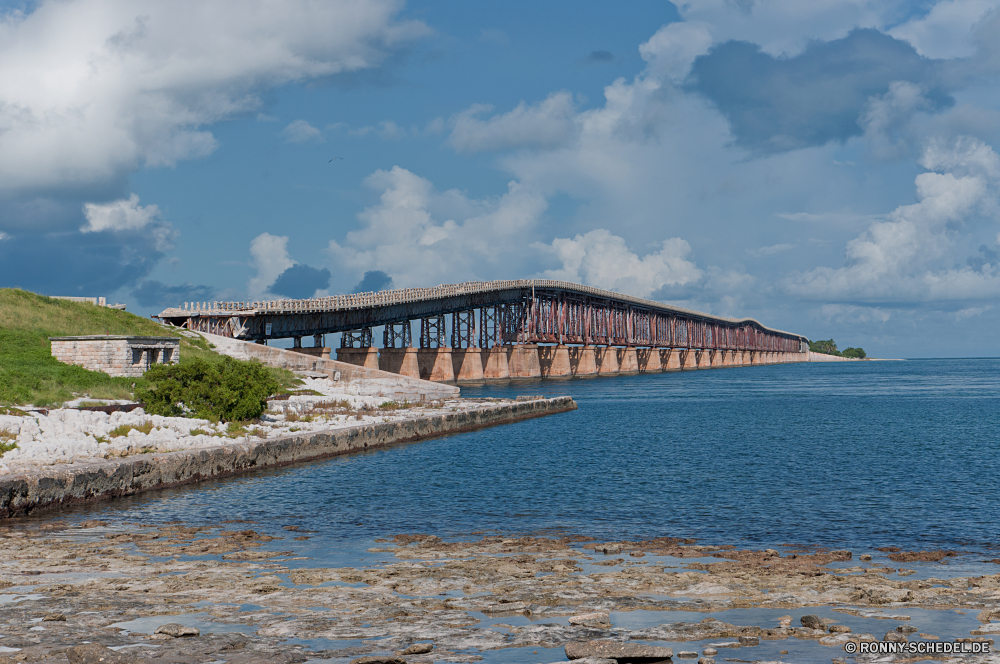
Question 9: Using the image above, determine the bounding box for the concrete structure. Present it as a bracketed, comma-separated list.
[158, 279, 811, 383]
[49, 336, 179, 378]
[49, 296, 126, 310]
[198, 332, 458, 401]
[0, 397, 576, 518]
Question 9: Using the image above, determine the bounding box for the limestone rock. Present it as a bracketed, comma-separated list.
[703, 648, 718, 655]
[66, 643, 141, 664]
[884, 631, 908, 643]
[565, 640, 672, 660]
[698, 659, 715, 664]
[350, 658, 406, 664]
[401, 643, 434, 655]
[154, 622, 200, 637]
[738, 635, 759, 646]
[484, 600, 529, 614]
[800, 614, 825, 630]
[569, 612, 612, 627]
[43, 612, 67, 621]
[829, 625, 852, 633]
[860, 554, 872, 561]
[677, 651, 699, 658]
[896, 624, 918, 634]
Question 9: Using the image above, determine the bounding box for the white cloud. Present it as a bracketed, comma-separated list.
[0, 0, 427, 202]
[787, 137, 1000, 303]
[534, 229, 703, 298]
[449, 92, 577, 153]
[955, 304, 992, 319]
[326, 166, 548, 288]
[0, 232, 8, 241]
[889, 0, 997, 58]
[81, 194, 160, 232]
[638, 21, 713, 83]
[859, 81, 933, 159]
[747, 243, 796, 257]
[281, 119, 323, 143]
[247, 232, 295, 299]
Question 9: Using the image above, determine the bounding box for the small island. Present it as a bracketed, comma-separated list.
[808, 338, 867, 359]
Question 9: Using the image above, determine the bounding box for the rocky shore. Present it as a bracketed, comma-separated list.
[0, 523, 997, 664]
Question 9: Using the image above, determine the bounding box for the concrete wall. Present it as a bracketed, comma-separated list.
[49, 336, 179, 378]
[198, 332, 459, 401]
[0, 397, 576, 518]
[807, 351, 859, 362]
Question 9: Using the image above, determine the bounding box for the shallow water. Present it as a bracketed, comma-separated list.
[35, 358, 1000, 562]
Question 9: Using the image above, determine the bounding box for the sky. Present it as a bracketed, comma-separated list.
[2, 0, 1000, 358]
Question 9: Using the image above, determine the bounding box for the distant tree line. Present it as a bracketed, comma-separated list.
[808, 339, 867, 359]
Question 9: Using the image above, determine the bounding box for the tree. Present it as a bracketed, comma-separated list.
[842, 347, 867, 359]
[808, 339, 840, 356]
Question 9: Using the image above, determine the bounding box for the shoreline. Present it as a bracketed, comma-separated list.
[0, 525, 995, 664]
[0, 396, 576, 519]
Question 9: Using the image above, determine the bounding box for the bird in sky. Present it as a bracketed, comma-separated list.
[328, 157, 343, 162]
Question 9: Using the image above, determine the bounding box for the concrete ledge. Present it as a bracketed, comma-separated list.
[0, 397, 577, 519]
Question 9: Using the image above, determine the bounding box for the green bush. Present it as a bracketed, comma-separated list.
[136, 357, 278, 422]
[842, 347, 867, 359]
[808, 339, 841, 355]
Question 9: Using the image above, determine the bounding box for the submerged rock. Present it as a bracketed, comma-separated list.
[155, 623, 200, 637]
[566, 640, 673, 661]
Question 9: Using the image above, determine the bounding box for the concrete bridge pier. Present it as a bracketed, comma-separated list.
[661, 348, 680, 371]
[418, 348, 455, 382]
[539, 345, 572, 377]
[596, 346, 619, 374]
[569, 346, 598, 376]
[618, 347, 639, 373]
[336, 347, 379, 369]
[507, 344, 542, 378]
[481, 347, 510, 379]
[453, 348, 486, 381]
[380, 348, 420, 379]
[637, 347, 661, 372]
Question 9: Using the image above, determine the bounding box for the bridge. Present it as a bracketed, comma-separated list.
[156, 279, 809, 381]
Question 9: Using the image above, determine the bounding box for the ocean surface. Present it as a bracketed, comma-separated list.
[37, 358, 1000, 561]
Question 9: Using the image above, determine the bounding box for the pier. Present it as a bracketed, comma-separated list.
[157, 279, 809, 381]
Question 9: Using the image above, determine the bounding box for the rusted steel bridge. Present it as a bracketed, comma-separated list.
[157, 279, 809, 381]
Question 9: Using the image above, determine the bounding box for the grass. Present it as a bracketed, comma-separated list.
[0, 427, 16, 454]
[0, 288, 301, 407]
[108, 420, 155, 438]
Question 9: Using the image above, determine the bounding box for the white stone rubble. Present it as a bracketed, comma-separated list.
[0, 376, 509, 476]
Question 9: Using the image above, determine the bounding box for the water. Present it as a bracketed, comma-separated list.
[37, 358, 1000, 558]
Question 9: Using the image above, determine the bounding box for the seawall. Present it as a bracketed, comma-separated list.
[0, 397, 576, 519]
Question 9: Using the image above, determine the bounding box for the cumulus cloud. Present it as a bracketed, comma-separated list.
[326, 166, 548, 288]
[270, 264, 331, 299]
[247, 233, 295, 299]
[747, 243, 795, 257]
[281, 119, 324, 143]
[534, 229, 703, 299]
[639, 21, 713, 83]
[352, 270, 394, 293]
[786, 136, 1000, 303]
[890, 0, 997, 58]
[688, 29, 954, 153]
[0, 0, 427, 203]
[81, 194, 160, 233]
[859, 80, 935, 159]
[449, 92, 577, 153]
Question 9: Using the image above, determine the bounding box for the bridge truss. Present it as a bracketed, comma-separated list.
[157, 279, 807, 354]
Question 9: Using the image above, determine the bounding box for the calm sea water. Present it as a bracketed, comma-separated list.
[45, 359, 1000, 559]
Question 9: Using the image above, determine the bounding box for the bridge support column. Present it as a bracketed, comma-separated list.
[379, 348, 420, 379]
[569, 346, 597, 376]
[661, 348, 680, 371]
[481, 347, 510, 379]
[539, 345, 572, 377]
[291, 346, 331, 360]
[638, 347, 661, 372]
[417, 348, 455, 382]
[507, 344, 541, 378]
[680, 349, 697, 370]
[618, 347, 639, 373]
[596, 346, 619, 374]
[336, 347, 378, 369]
[453, 348, 485, 381]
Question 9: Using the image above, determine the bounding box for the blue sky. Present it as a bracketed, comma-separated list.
[2, 0, 1000, 357]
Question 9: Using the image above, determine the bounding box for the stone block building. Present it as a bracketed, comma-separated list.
[49, 336, 180, 378]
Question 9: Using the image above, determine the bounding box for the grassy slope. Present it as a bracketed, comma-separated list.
[0, 289, 296, 407]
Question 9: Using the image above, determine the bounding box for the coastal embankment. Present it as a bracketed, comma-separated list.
[0, 396, 576, 518]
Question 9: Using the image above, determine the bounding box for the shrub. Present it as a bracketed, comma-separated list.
[842, 347, 867, 359]
[136, 357, 278, 422]
[808, 339, 841, 355]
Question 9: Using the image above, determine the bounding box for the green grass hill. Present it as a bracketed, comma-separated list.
[0, 289, 294, 407]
